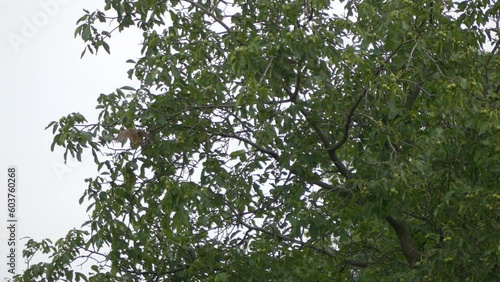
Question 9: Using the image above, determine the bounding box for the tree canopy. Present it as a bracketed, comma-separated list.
[18, 0, 500, 281]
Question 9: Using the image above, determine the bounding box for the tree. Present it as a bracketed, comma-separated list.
[18, 0, 500, 281]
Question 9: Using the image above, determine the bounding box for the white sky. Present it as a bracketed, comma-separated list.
[0, 0, 142, 277]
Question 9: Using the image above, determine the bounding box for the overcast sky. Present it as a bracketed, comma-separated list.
[0, 0, 142, 277]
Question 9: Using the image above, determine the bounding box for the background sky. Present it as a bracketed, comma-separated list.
[0, 0, 142, 277]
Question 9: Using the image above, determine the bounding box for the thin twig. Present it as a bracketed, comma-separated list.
[331, 89, 367, 152]
[182, 0, 232, 32]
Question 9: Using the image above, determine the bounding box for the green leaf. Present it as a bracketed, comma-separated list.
[102, 41, 110, 54]
[81, 24, 91, 41]
[402, 21, 409, 31]
[171, 66, 181, 81]
[120, 86, 136, 91]
[22, 1, 500, 281]
[460, 78, 468, 89]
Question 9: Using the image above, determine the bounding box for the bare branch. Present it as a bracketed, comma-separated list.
[214, 132, 280, 160]
[331, 89, 368, 152]
[225, 199, 339, 258]
[284, 85, 351, 179]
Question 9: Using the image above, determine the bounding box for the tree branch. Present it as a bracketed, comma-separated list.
[225, 199, 338, 258]
[331, 89, 367, 151]
[309, 178, 352, 198]
[214, 132, 280, 160]
[385, 216, 422, 266]
[284, 85, 351, 179]
[182, 0, 232, 32]
[343, 259, 369, 268]
[214, 131, 352, 197]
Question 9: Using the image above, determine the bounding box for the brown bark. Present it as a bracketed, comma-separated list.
[385, 215, 422, 266]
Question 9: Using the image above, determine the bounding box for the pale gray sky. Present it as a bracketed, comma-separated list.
[0, 0, 141, 277]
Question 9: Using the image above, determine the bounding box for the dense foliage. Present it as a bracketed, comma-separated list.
[19, 0, 500, 281]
